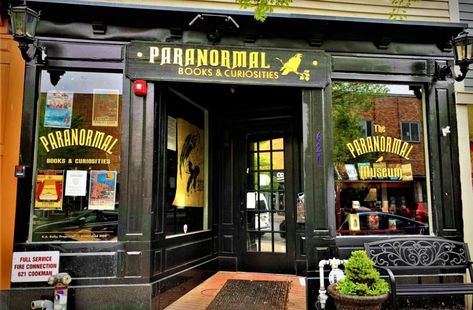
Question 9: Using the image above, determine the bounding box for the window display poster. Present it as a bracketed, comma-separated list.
[44, 91, 73, 128]
[348, 214, 360, 231]
[345, 164, 358, 181]
[88, 171, 117, 210]
[35, 170, 64, 209]
[173, 118, 205, 207]
[65, 170, 87, 196]
[92, 89, 119, 127]
[401, 163, 413, 181]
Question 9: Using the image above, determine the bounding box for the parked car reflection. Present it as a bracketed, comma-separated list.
[33, 209, 118, 241]
[337, 211, 428, 235]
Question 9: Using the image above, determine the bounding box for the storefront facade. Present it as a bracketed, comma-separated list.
[4, 1, 467, 309]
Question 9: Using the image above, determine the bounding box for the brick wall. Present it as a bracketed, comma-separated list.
[360, 95, 426, 176]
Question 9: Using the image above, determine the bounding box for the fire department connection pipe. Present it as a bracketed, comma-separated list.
[317, 258, 347, 310]
[31, 300, 53, 310]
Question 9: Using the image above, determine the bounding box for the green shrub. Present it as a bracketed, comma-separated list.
[336, 250, 389, 296]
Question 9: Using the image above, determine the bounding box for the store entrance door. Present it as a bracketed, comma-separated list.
[234, 126, 297, 274]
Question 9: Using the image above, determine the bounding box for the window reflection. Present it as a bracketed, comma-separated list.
[31, 71, 123, 242]
[332, 82, 429, 236]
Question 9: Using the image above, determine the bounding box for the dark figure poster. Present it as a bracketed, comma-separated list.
[173, 118, 205, 207]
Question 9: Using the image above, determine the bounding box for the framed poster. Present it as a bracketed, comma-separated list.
[88, 171, 117, 210]
[44, 91, 73, 128]
[345, 164, 358, 181]
[65, 170, 87, 196]
[348, 214, 360, 231]
[92, 89, 119, 127]
[35, 170, 64, 209]
[172, 118, 205, 207]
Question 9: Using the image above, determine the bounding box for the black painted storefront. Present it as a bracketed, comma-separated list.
[6, 2, 466, 309]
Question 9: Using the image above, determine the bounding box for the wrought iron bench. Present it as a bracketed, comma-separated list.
[364, 237, 473, 309]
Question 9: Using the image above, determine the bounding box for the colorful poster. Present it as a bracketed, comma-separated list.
[345, 164, 358, 181]
[92, 89, 119, 127]
[88, 171, 117, 210]
[65, 170, 87, 196]
[44, 91, 73, 128]
[347, 214, 360, 231]
[368, 214, 379, 230]
[35, 170, 64, 209]
[335, 164, 348, 180]
[173, 118, 205, 207]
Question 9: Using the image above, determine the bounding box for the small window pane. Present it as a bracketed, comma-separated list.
[250, 153, 258, 171]
[402, 122, 410, 140]
[272, 151, 284, 170]
[259, 172, 271, 190]
[259, 152, 271, 170]
[272, 138, 284, 150]
[259, 140, 271, 151]
[411, 123, 420, 142]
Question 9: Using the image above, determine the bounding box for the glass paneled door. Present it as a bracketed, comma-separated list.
[247, 136, 286, 253]
[238, 130, 296, 274]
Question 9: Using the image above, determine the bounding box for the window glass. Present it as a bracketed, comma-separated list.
[333, 82, 429, 236]
[165, 89, 208, 237]
[360, 120, 373, 137]
[31, 71, 123, 242]
[401, 122, 420, 142]
[468, 106, 473, 188]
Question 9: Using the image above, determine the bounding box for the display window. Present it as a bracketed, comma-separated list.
[469, 105, 473, 188]
[30, 70, 123, 242]
[332, 82, 430, 236]
[164, 88, 209, 237]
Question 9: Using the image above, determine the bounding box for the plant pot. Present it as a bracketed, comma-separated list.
[327, 284, 389, 310]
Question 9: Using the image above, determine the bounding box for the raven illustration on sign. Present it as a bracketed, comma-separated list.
[275, 53, 311, 81]
[277, 53, 303, 76]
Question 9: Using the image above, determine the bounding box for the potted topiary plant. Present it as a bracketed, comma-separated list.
[327, 250, 389, 310]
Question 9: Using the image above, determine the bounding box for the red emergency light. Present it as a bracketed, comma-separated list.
[133, 80, 147, 96]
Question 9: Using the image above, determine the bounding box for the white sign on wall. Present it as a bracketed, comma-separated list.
[11, 251, 60, 282]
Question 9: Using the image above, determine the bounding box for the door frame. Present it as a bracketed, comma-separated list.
[231, 121, 299, 274]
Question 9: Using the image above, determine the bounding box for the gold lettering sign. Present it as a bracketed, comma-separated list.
[358, 165, 403, 180]
[346, 136, 413, 160]
[126, 42, 330, 87]
[149, 47, 272, 70]
[39, 129, 118, 155]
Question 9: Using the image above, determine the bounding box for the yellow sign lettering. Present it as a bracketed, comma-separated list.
[38, 129, 118, 154]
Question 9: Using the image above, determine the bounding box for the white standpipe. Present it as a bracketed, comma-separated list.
[317, 258, 347, 309]
[31, 300, 54, 310]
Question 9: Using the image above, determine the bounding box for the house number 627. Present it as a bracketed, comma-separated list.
[316, 132, 322, 166]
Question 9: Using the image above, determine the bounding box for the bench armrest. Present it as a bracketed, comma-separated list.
[375, 265, 397, 295]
